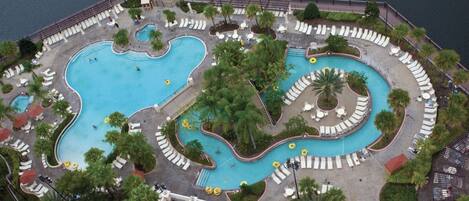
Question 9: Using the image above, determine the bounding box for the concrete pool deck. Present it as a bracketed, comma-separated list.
[1, 6, 428, 201]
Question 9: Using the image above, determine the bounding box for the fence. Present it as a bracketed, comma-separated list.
[28, 0, 124, 42]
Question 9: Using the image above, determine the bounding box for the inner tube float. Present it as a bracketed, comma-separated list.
[272, 161, 281, 168]
[240, 181, 248, 186]
[288, 143, 296, 149]
[165, 79, 171, 85]
[71, 162, 79, 170]
[182, 119, 190, 128]
[309, 57, 317, 64]
[273, 85, 279, 91]
[301, 148, 308, 156]
[205, 186, 213, 195]
[213, 187, 222, 196]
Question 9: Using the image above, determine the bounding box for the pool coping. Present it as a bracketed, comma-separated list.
[54, 35, 208, 164]
[133, 23, 157, 43]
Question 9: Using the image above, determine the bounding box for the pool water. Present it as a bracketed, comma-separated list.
[135, 24, 157, 42]
[178, 49, 391, 189]
[58, 36, 206, 166]
[10, 95, 33, 113]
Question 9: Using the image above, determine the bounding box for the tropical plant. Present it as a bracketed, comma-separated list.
[411, 27, 426, 43]
[457, 195, 469, 201]
[162, 9, 176, 23]
[374, 110, 397, 134]
[264, 87, 284, 119]
[114, 29, 129, 47]
[149, 30, 162, 40]
[107, 112, 127, 128]
[28, 76, 46, 99]
[453, 70, 469, 85]
[203, 5, 218, 26]
[56, 170, 95, 197]
[84, 147, 105, 164]
[435, 49, 460, 71]
[35, 122, 52, 138]
[235, 103, 265, 149]
[391, 23, 410, 45]
[322, 188, 346, 201]
[312, 68, 344, 101]
[419, 43, 436, 59]
[346, 71, 368, 96]
[246, 4, 260, 25]
[258, 11, 275, 32]
[52, 100, 70, 117]
[299, 177, 319, 199]
[17, 38, 37, 56]
[364, 0, 380, 19]
[325, 35, 348, 52]
[33, 138, 53, 157]
[127, 183, 159, 201]
[0, 99, 15, 123]
[151, 39, 164, 51]
[184, 140, 204, 159]
[388, 88, 410, 112]
[303, 2, 320, 20]
[86, 159, 117, 198]
[0, 41, 18, 57]
[439, 94, 468, 129]
[122, 175, 144, 197]
[128, 8, 142, 20]
[284, 115, 308, 135]
[221, 4, 234, 24]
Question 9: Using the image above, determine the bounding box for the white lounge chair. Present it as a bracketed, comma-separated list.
[335, 156, 342, 169]
[346, 154, 353, 167]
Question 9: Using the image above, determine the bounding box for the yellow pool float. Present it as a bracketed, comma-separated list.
[205, 186, 213, 194]
[104, 117, 110, 124]
[165, 79, 171, 85]
[301, 148, 308, 156]
[309, 57, 317, 64]
[63, 161, 71, 168]
[288, 143, 296, 149]
[240, 181, 248, 186]
[272, 161, 281, 168]
[213, 187, 222, 196]
[182, 119, 190, 128]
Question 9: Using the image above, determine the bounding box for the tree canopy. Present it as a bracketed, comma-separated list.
[114, 29, 129, 47]
[325, 35, 348, 52]
[435, 49, 460, 70]
[303, 2, 320, 20]
[364, 0, 380, 19]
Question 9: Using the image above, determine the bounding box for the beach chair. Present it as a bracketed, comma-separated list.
[320, 157, 326, 169]
[352, 153, 360, 165]
[314, 157, 319, 169]
[327, 157, 333, 169]
[346, 154, 353, 167]
[335, 156, 342, 169]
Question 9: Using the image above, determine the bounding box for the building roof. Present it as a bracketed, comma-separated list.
[385, 154, 408, 174]
[27, 104, 44, 118]
[0, 128, 12, 142]
[13, 113, 29, 128]
[20, 169, 37, 185]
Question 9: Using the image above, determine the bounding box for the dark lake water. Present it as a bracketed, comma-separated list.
[0, 0, 468, 66]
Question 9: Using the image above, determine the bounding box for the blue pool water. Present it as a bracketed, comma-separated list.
[178, 50, 391, 189]
[10, 95, 33, 113]
[135, 24, 157, 42]
[58, 36, 206, 166]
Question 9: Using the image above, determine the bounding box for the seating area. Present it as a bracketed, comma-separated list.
[3, 64, 25, 79]
[8, 139, 30, 156]
[178, 18, 207, 30]
[112, 155, 128, 169]
[23, 181, 50, 198]
[156, 126, 190, 170]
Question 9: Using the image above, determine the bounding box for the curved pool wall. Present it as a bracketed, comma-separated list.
[135, 24, 157, 42]
[177, 50, 391, 190]
[10, 95, 33, 113]
[58, 36, 206, 167]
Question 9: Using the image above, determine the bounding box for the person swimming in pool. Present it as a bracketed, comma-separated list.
[92, 125, 97, 129]
[136, 66, 140, 71]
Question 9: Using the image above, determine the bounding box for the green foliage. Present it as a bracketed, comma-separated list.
[419, 43, 436, 59]
[46, 114, 75, 165]
[346, 71, 368, 96]
[1, 84, 13, 94]
[17, 38, 38, 56]
[28, 76, 46, 99]
[303, 2, 320, 20]
[411, 27, 426, 43]
[0, 98, 14, 121]
[246, 4, 261, 25]
[107, 111, 127, 128]
[86, 160, 116, 191]
[128, 8, 142, 20]
[321, 12, 362, 22]
[84, 147, 105, 164]
[126, 183, 159, 201]
[322, 188, 346, 201]
[33, 138, 53, 157]
[149, 30, 163, 51]
[229, 181, 265, 201]
[121, 0, 141, 8]
[203, 5, 218, 25]
[325, 35, 349, 52]
[312, 68, 344, 100]
[380, 183, 417, 201]
[176, 0, 207, 13]
[452, 70, 469, 85]
[293, 10, 305, 21]
[56, 170, 95, 197]
[258, 11, 276, 31]
[299, 177, 319, 200]
[264, 87, 284, 120]
[52, 100, 70, 117]
[365, 0, 380, 19]
[284, 115, 308, 135]
[388, 88, 410, 112]
[435, 49, 460, 70]
[221, 4, 234, 24]
[391, 23, 410, 45]
[163, 9, 176, 23]
[375, 110, 397, 134]
[185, 140, 204, 159]
[122, 175, 144, 197]
[114, 29, 129, 47]
[35, 122, 52, 138]
[457, 195, 469, 201]
[0, 41, 18, 57]
[213, 40, 245, 67]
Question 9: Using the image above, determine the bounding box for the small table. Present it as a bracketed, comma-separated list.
[316, 110, 324, 118]
[422, 93, 431, 100]
[336, 108, 345, 117]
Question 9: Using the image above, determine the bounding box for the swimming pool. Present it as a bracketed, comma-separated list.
[178, 49, 391, 189]
[58, 36, 206, 166]
[135, 24, 157, 42]
[10, 95, 33, 113]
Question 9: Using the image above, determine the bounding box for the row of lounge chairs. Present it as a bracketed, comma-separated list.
[271, 153, 362, 184]
[178, 18, 207, 30]
[24, 181, 50, 198]
[112, 155, 128, 169]
[41, 68, 56, 87]
[9, 139, 30, 156]
[406, 59, 435, 98]
[43, 4, 124, 47]
[156, 126, 191, 170]
[408, 103, 438, 154]
[41, 154, 48, 168]
[319, 96, 369, 137]
[3, 64, 25, 79]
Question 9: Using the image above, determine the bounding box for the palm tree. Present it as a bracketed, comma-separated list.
[435, 49, 460, 71]
[246, 4, 260, 26]
[411, 171, 428, 189]
[28, 76, 47, 99]
[374, 110, 397, 134]
[419, 43, 436, 60]
[107, 112, 127, 128]
[258, 11, 275, 33]
[162, 9, 176, 24]
[410, 27, 426, 43]
[322, 188, 346, 201]
[452, 70, 469, 86]
[391, 23, 409, 45]
[312, 68, 344, 102]
[203, 5, 218, 26]
[387, 88, 410, 112]
[0, 99, 15, 124]
[346, 71, 368, 95]
[52, 100, 70, 117]
[149, 30, 162, 40]
[221, 4, 234, 24]
[234, 103, 265, 149]
[35, 122, 52, 138]
[299, 177, 319, 200]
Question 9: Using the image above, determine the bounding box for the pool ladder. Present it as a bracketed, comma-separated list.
[195, 169, 210, 187]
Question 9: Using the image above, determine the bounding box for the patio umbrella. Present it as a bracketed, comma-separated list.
[20, 169, 37, 185]
[27, 104, 44, 119]
[0, 128, 12, 143]
[13, 113, 29, 129]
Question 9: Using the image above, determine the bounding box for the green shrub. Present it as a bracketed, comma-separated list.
[113, 29, 129, 47]
[293, 10, 304, 21]
[17, 38, 37, 56]
[380, 183, 417, 201]
[322, 12, 362, 22]
[325, 35, 348, 52]
[176, 0, 207, 13]
[1, 84, 13, 94]
[229, 181, 265, 201]
[48, 114, 75, 165]
[121, 0, 141, 8]
[184, 140, 203, 159]
[303, 2, 320, 20]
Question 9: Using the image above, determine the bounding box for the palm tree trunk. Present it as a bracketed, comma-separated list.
[249, 128, 257, 150]
[255, 17, 259, 26]
[211, 17, 215, 26]
[223, 16, 227, 24]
